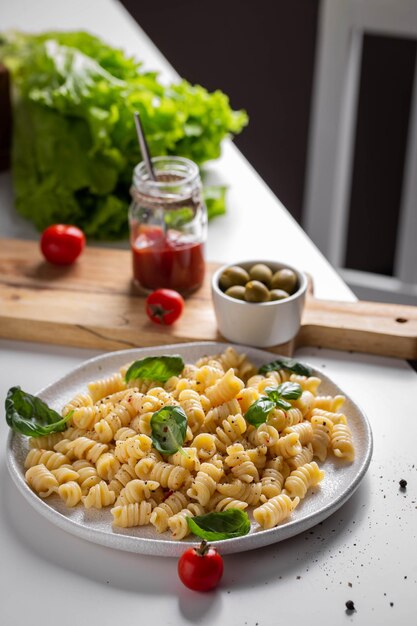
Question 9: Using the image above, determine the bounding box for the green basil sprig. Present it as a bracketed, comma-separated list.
[187, 509, 250, 541]
[245, 382, 303, 425]
[125, 355, 184, 383]
[244, 397, 276, 426]
[150, 405, 187, 455]
[264, 381, 303, 410]
[5, 386, 72, 437]
[259, 357, 312, 377]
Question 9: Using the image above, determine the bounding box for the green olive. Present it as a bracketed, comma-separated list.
[269, 288, 290, 301]
[249, 263, 273, 286]
[219, 265, 250, 291]
[271, 268, 298, 294]
[225, 285, 246, 301]
[245, 280, 270, 303]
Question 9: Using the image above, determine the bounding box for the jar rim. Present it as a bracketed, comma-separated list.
[133, 156, 200, 190]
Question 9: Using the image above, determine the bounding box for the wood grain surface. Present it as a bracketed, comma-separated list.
[1, 238, 416, 359]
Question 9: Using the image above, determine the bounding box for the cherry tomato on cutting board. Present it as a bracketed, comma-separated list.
[40, 224, 85, 265]
[146, 289, 184, 325]
[178, 541, 224, 591]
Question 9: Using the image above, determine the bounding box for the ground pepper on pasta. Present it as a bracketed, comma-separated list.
[23, 347, 355, 538]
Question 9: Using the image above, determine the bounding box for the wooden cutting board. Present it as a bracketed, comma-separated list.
[1, 238, 417, 359]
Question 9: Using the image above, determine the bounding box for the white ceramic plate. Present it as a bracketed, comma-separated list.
[7, 342, 373, 556]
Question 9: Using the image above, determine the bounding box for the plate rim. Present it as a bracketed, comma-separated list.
[6, 341, 373, 556]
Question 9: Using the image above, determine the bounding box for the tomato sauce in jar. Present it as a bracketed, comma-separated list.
[129, 157, 207, 295]
[131, 225, 205, 293]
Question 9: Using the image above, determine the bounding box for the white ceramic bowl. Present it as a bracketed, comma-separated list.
[211, 260, 307, 347]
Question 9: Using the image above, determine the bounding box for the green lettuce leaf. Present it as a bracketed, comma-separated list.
[1, 30, 248, 239]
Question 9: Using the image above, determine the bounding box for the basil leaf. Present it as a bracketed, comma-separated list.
[275, 398, 292, 411]
[264, 383, 301, 411]
[259, 358, 313, 377]
[125, 355, 184, 383]
[187, 509, 251, 541]
[278, 382, 302, 400]
[264, 386, 280, 404]
[150, 405, 187, 455]
[244, 397, 275, 426]
[5, 386, 72, 437]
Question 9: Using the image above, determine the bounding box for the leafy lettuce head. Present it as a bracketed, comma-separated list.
[1, 30, 248, 239]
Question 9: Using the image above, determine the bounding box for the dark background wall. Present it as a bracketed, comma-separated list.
[122, 1, 416, 277]
[120, 0, 319, 225]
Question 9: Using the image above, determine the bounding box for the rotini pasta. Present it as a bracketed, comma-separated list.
[21, 347, 355, 538]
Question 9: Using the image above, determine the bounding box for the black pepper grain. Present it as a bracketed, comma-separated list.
[345, 600, 355, 612]
[399, 479, 407, 489]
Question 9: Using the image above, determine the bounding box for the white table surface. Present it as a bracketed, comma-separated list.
[0, 2, 416, 625]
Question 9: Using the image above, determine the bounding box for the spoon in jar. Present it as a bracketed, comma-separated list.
[134, 111, 156, 181]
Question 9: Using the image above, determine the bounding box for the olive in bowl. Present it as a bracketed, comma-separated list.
[211, 260, 307, 347]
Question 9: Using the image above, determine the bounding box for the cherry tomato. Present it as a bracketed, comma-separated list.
[40, 224, 85, 265]
[178, 541, 224, 591]
[146, 289, 184, 325]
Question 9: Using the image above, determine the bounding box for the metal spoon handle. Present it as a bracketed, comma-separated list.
[134, 111, 156, 181]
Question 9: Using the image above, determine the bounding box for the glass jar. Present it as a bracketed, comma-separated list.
[129, 156, 207, 295]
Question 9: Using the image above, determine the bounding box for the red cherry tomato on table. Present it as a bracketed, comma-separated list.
[40, 224, 85, 265]
[146, 289, 184, 325]
[178, 541, 224, 591]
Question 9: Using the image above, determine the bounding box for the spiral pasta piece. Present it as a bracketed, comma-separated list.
[203, 399, 242, 432]
[236, 387, 260, 413]
[225, 443, 259, 483]
[284, 421, 313, 445]
[116, 479, 161, 506]
[72, 460, 101, 494]
[287, 444, 314, 470]
[111, 502, 153, 528]
[195, 365, 224, 391]
[67, 437, 108, 464]
[114, 434, 153, 463]
[247, 424, 279, 447]
[208, 493, 248, 512]
[62, 393, 93, 416]
[216, 478, 263, 505]
[179, 389, 205, 434]
[260, 457, 289, 500]
[51, 465, 79, 484]
[58, 481, 82, 507]
[168, 447, 200, 472]
[310, 413, 334, 462]
[108, 461, 137, 495]
[254, 494, 299, 529]
[150, 491, 189, 532]
[284, 462, 325, 499]
[205, 369, 244, 407]
[168, 503, 205, 540]
[214, 414, 247, 453]
[331, 423, 354, 461]
[88, 373, 126, 403]
[82, 481, 116, 509]
[25, 464, 58, 498]
[96, 452, 121, 481]
[25, 449, 70, 471]
[135, 458, 190, 490]
[71, 403, 113, 430]
[187, 460, 224, 506]
[192, 433, 217, 461]
[270, 432, 302, 458]
[312, 395, 345, 413]
[246, 445, 268, 470]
